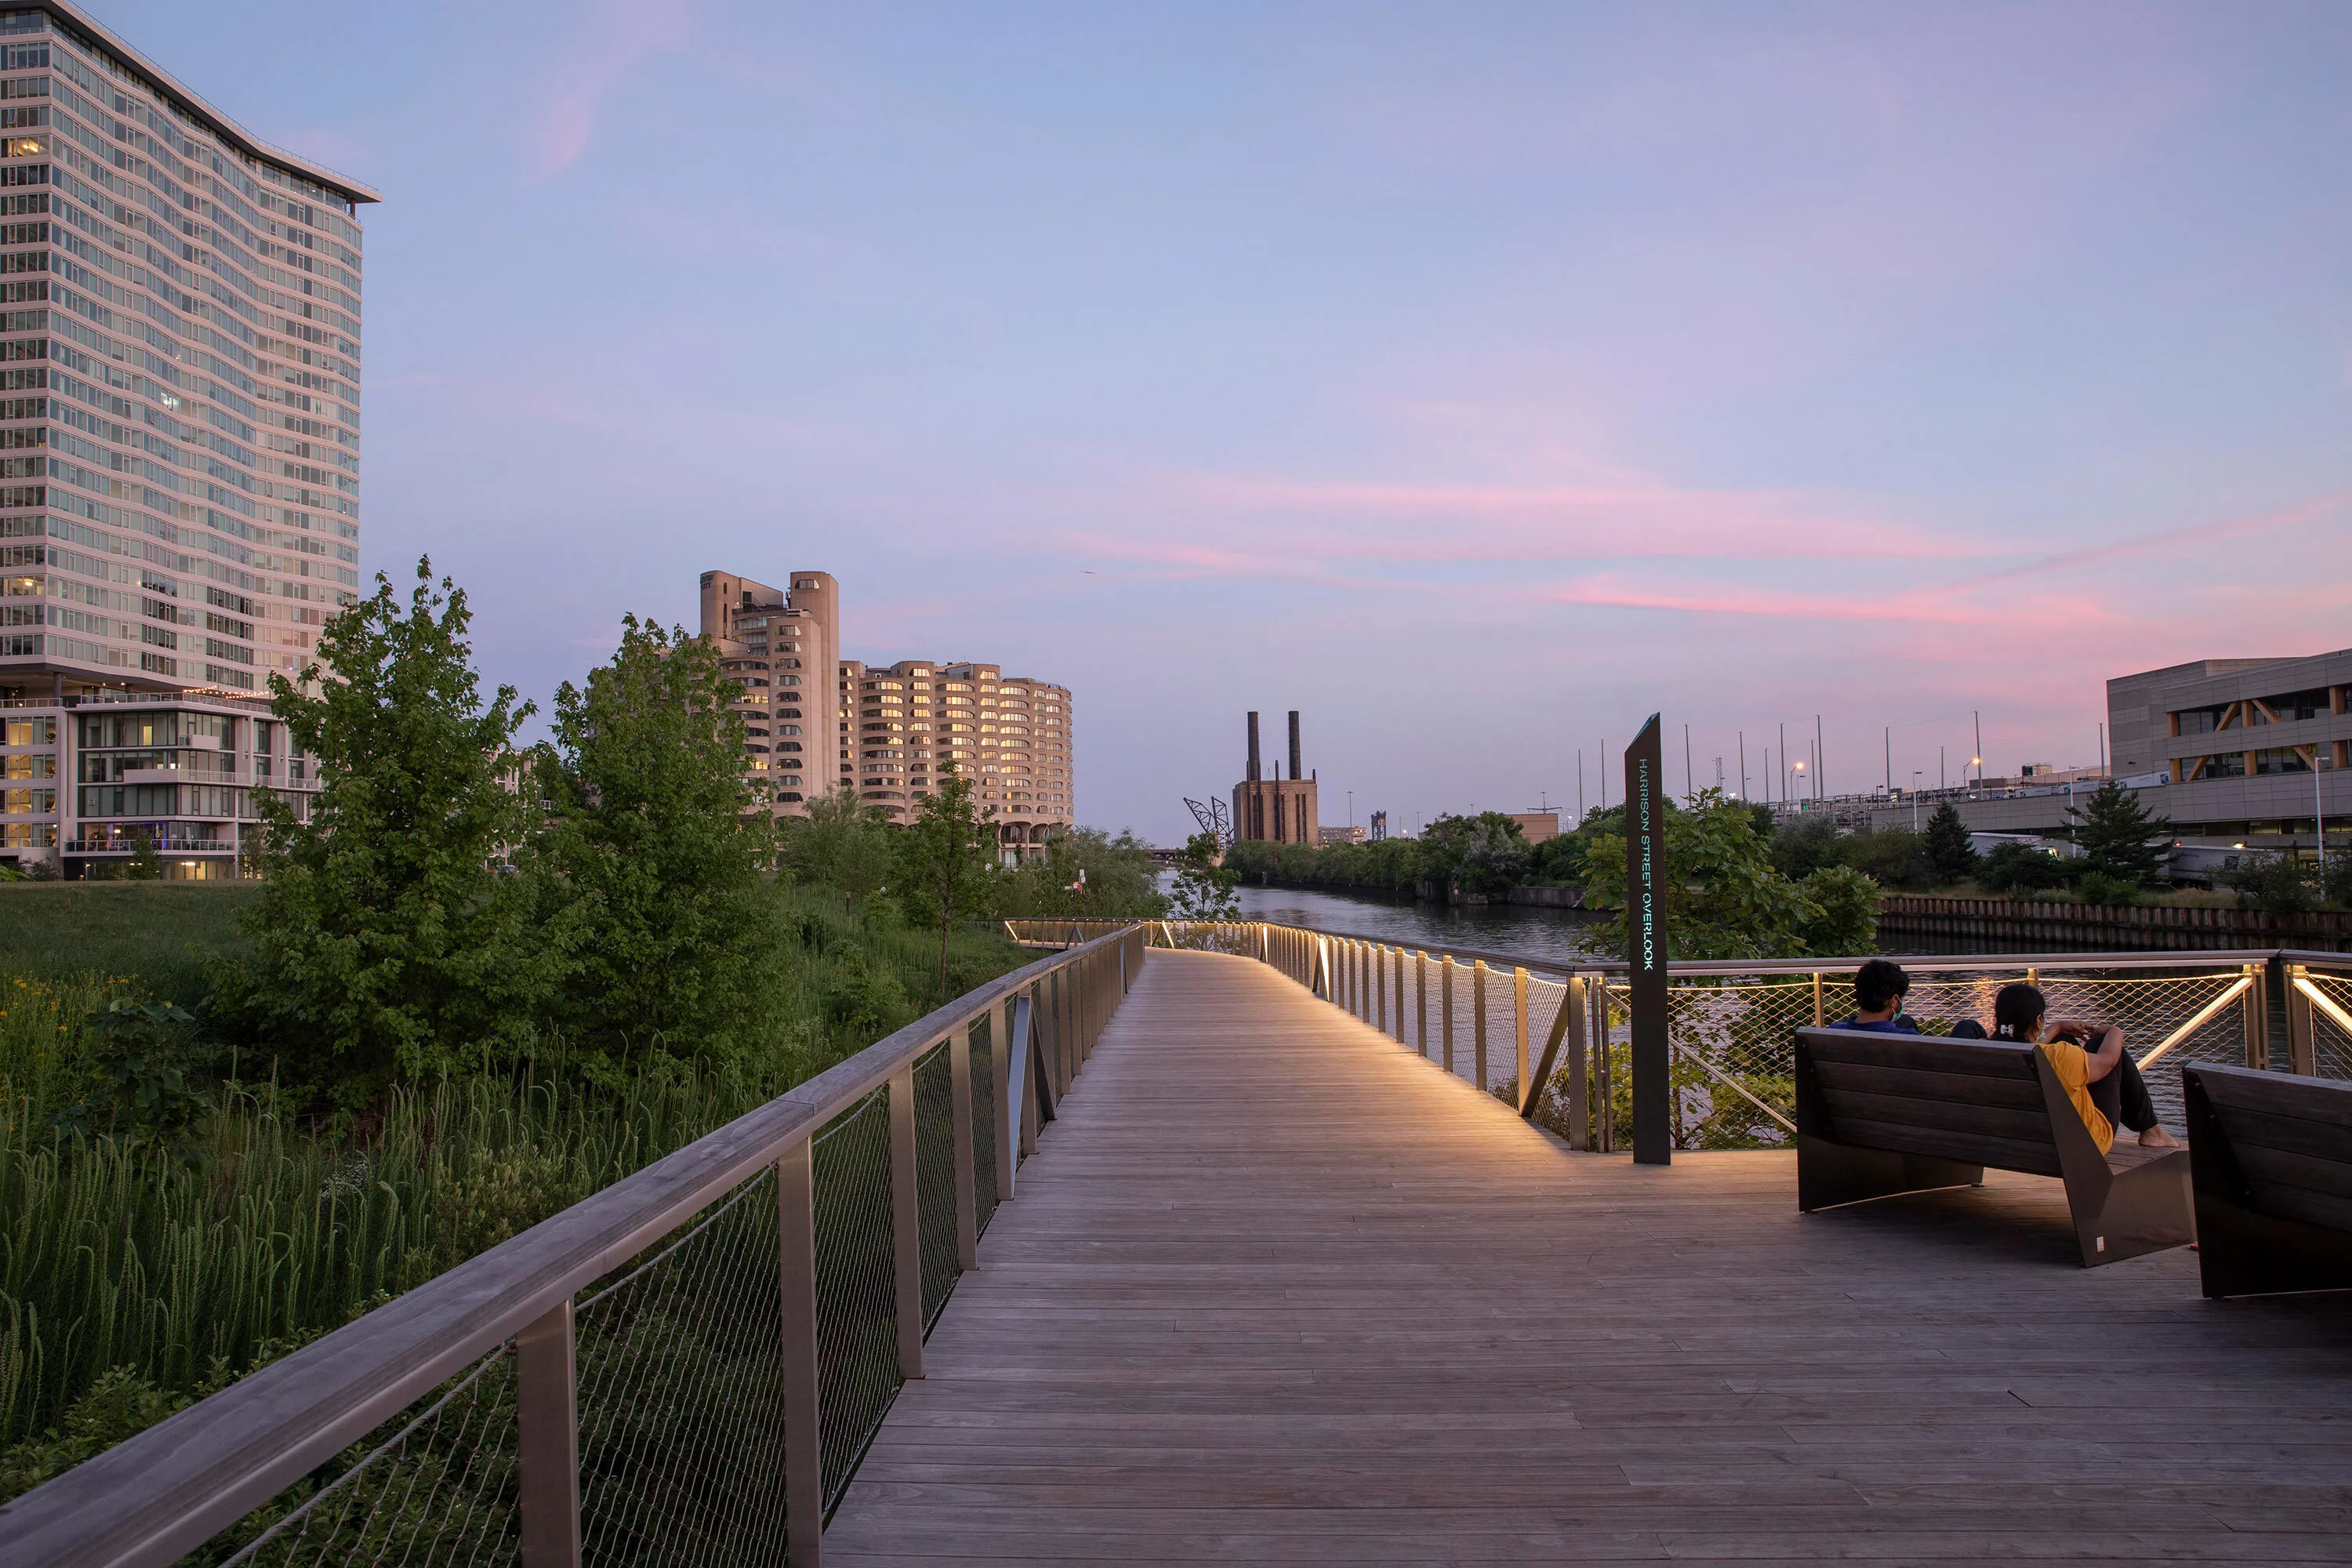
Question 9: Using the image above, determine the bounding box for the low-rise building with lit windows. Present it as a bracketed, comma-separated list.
[0, 686, 318, 877]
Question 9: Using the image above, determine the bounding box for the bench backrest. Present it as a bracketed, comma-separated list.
[1795, 1027, 2062, 1178]
[2182, 1062, 2352, 1236]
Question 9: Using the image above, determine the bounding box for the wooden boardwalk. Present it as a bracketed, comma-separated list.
[826, 949, 2352, 1565]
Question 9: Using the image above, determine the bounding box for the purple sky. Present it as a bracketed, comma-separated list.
[99, 0, 2352, 840]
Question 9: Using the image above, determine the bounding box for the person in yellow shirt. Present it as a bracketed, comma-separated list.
[1987, 982, 2180, 1152]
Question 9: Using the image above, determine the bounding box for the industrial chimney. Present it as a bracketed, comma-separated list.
[1287, 710, 1302, 782]
[1247, 711, 1261, 782]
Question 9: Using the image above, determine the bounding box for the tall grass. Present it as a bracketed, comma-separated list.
[0, 883, 1036, 1490]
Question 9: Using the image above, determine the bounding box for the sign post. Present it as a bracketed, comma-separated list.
[1625, 713, 1671, 1165]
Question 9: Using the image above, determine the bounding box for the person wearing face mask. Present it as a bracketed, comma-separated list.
[1987, 982, 2179, 1152]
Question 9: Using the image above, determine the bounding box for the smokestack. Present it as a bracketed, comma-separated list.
[1247, 712, 1261, 782]
[1288, 711, 1302, 782]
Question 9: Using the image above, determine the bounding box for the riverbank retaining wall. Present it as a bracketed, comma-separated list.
[1877, 895, 2352, 953]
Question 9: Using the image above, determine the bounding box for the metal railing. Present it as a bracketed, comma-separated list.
[0, 925, 1146, 1568]
[1125, 920, 2352, 1154]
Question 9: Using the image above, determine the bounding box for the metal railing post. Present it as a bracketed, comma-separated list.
[777, 1138, 823, 1568]
[1594, 985, 1613, 1153]
[1513, 967, 1529, 1097]
[515, 1299, 581, 1568]
[1395, 948, 1406, 1044]
[1442, 956, 1457, 1074]
[1566, 976, 1590, 1149]
[1472, 960, 1488, 1088]
[888, 1065, 924, 1380]
[2287, 963, 2317, 1076]
[2244, 962, 2268, 1069]
[950, 1025, 978, 1270]
[1018, 987, 1041, 1160]
[996, 994, 1018, 1193]
[1810, 971, 1825, 1026]
[1416, 951, 1428, 1055]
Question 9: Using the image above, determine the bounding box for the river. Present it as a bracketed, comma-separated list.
[1215, 881, 1612, 967]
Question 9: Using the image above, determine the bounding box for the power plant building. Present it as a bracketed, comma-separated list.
[1234, 710, 1319, 845]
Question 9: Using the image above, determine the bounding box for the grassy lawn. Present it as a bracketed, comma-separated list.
[0, 883, 260, 1004]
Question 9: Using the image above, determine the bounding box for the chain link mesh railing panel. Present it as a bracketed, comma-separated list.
[1581, 966, 2257, 1150]
[2028, 971, 2250, 1130]
[2307, 971, 2352, 1080]
[971, 1020, 1000, 1236]
[1490, 975, 1570, 1113]
[570, 1167, 789, 1568]
[913, 1043, 960, 1331]
[811, 1091, 900, 1511]
[212, 1346, 521, 1567]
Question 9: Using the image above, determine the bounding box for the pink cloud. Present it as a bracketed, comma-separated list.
[523, 0, 699, 179]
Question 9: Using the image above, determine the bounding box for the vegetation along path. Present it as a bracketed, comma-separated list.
[826, 949, 2352, 1565]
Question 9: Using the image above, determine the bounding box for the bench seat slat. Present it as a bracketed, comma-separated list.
[2256, 1184, 2352, 1237]
[1801, 1034, 2040, 1078]
[2231, 1143, 2352, 1203]
[2190, 1066, 2352, 1129]
[1830, 1117, 2065, 1179]
[1812, 1061, 2047, 1111]
[2205, 1104, 2352, 1168]
[1817, 1088, 2054, 1145]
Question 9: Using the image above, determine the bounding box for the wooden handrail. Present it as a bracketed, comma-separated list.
[0, 927, 1147, 1568]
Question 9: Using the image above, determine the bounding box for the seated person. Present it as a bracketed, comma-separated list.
[1949, 1018, 1987, 1039]
[1987, 982, 2179, 1151]
[1829, 959, 1918, 1033]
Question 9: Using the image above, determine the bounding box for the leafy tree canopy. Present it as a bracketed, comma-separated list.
[530, 615, 788, 1076]
[1418, 811, 1532, 898]
[898, 762, 1002, 992]
[1167, 831, 1240, 920]
[220, 559, 562, 1105]
[1581, 788, 1879, 961]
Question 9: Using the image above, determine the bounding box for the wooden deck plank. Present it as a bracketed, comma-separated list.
[825, 950, 2352, 1565]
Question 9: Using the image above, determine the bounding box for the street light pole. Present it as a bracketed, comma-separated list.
[1912, 771, 1923, 834]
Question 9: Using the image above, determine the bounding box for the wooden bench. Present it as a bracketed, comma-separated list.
[1794, 1026, 2194, 1267]
[2182, 1062, 2352, 1299]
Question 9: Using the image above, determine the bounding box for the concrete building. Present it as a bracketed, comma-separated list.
[1318, 825, 1366, 847]
[1508, 811, 1560, 845]
[839, 658, 1073, 858]
[1857, 648, 2352, 862]
[1233, 710, 1318, 845]
[698, 568, 837, 810]
[0, 2, 368, 873]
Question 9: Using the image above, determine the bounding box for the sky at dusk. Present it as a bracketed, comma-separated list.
[94, 0, 2352, 841]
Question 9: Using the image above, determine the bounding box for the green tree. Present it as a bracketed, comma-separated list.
[2221, 851, 2314, 916]
[2067, 782, 2174, 887]
[1418, 811, 1532, 898]
[1978, 840, 2072, 896]
[898, 762, 1000, 992]
[1167, 831, 1240, 920]
[531, 616, 788, 1075]
[1583, 788, 1878, 961]
[782, 783, 898, 902]
[123, 830, 162, 882]
[219, 559, 561, 1106]
[1000, 827, 1167, 919]
[1923, 804, 1977, 884]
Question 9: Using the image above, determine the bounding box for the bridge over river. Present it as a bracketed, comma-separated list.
[7, 928, 2350, 1567]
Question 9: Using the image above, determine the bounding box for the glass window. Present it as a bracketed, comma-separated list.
[2254, 747, 2310, 775]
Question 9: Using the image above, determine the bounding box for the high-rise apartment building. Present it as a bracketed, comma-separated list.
[0, 2, 367, 876]
[840, 658, 1073, 858]
[699, 568, 837, 811]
